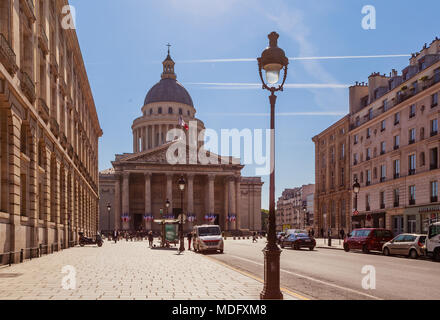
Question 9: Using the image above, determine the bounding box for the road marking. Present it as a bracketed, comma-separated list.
[217, 254, 383, 300]
[204, 255, 310, 300]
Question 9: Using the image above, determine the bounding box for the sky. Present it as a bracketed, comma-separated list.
[69, 0, 440, 210]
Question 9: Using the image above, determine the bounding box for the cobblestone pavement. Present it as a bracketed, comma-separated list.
[0, 240, 297, 300]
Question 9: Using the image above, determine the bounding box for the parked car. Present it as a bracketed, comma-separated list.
[280, 233, 316, 250]
[426, 222, 440, 261]
[276, 232, 286, 244]
[344, 228, 394, 253]
[285, 229, 307, 236]
[382, 234, 426, 259]
[193, 225, 224, 254]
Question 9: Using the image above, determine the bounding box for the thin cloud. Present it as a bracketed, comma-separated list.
[204, 111, 347, 116]
[178, 54, 410, 64]
[186, 82, 350, 89]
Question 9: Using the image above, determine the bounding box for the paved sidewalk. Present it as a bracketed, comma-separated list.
[0, 240, 297, 300]
[314, 238, 344, 250]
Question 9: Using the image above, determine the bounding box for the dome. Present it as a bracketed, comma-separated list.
[144, 78, 194, 107]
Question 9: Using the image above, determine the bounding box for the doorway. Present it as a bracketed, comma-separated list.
[393, 216, 403, 235]
[134, 214, 143, 231]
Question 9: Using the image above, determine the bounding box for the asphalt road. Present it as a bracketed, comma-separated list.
[205, 239, 440, 300]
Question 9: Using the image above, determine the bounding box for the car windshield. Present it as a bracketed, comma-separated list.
[198, 227, 221, 237]
[356, 230, 372, 237]
[428, 224, 440, 239]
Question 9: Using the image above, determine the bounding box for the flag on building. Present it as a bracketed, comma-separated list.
[178, 115, 189, 131]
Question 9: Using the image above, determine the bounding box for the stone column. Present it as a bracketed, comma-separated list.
[152, 125, 156, 148]
[228, 176, 236, 230]
[145, 172, 152, 230]
[208, 174, 215, 223]
[145, 126, 148, 151]
[158, 124, 163, 146]
[235, 177, 241, 230]
[122, 172, 130, 230]
[224, 179, 229, 230]
[166, 173, 173, 213]
[114, 173, 121, 230]
[187, 174, 194, 231]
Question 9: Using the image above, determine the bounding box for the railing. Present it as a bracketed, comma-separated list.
[430, 164, 438, 170]
[394, 202, 399, 208]
[431, 196, 438, 203]
[409, 199, 416, 205]
[20, 70, 36, 103]
[408, 169, 416, 176]
[49, 116, 59, 137]
[20, 0, 36, 21]
[0, 33, 18, 75]
[409, 139, 415, 145]
[394, 173, 400, 179]
[38, 98, 50, 123]
[38, 23, 48, 55]
[394, 145, 400, 150]
[431, 131, 438, 137]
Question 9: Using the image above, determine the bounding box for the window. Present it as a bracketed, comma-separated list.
[340, 143, 345, 159]
[381, 120, 386, 132]
[340, 199, 346, 228]
[394, 189, 400, 207]
[380, 165, 386, 182]
[366, 128, 371, 138]
[420, 152, 425, 167]
[432, 93, 438, 108]
[409, 185, 416, 205]
[393, 159, 400, 179]
[383, 99, 389, 111]
[409, 104, 416, 118]
[435, 68, 440, 84]
[356, 117, 360, 126]
[394, 135, 400, 149]
[366, 194, 371, 211]
[430, 148, 438, 170]
[149, 108, 153, 115]
[340, 167, 345, 186]
[380, 191, 385, 209]
[20, 174, 27, 216]
[373, 167, 377, 179]
[354, 135, 359, 145]
[420, 127, 425, 140]
[431, 181, 438, 203]
[394, 112, 400, 125]
[158, 107, 162, 114]
[366, 148, 371, 160]
[353, 153, 358, 165]
[409, 154, 416, 175]
[431, 119, 438, 136]
[179, 108, 183, 115]
[368, 108, 373, 120]
[380, 141, 386, 155]
[187, 110, 190, 116]
[330, 147, 335, 163]
[366, 170, 371, 185]
[409, 128, 416, 144]
[168, 107, 173, 114]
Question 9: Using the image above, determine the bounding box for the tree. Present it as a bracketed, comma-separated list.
[261, 209, 269, 232]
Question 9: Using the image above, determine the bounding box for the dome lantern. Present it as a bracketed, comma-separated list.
[161, 43, 176, 80]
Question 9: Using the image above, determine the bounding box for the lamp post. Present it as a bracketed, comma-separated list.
[352, 178, 361, 231]
[162, 199, 170, 247]
[257, 31, 289, 300]
[303, 206, 307, 230]
[107, 203, 111, 239]
[178, 176, 186, 253]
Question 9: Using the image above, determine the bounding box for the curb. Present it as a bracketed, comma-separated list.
[316, 246, 344, 251]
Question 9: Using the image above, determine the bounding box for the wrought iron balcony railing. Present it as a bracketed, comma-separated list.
[19, 70, 36, 103]
[0, 33, 18, 75]
[38, 24, 48, 55]
[38, 98, 49, 123]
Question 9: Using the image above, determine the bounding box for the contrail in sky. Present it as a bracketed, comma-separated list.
[179, 54, 410, 63]
[204, 111, 347, 117]
[186, 82, 350, 89]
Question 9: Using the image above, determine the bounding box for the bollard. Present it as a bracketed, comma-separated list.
[328, 237, 332, 247]
[51, 244, 54, 254]
[20, 249, 23, 263]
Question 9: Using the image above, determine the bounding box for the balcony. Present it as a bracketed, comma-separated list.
[20, 0, 36, 22]
[366, 181, 371, 186]
[431, 196, 438, 203]
[49, 117, 59, 138]
[38, 98, 49, 123]
[0, 34, 18, 75]
[394, 173, 400, 179]
[431, 131, 438, 137]
[380, 150, 385, 155]
[394, 145, 400, 150]
[409, 139, 415, 145]
[49, 53, 58, 78]
[408, 169, 416, 176]
[59, 76, 67, 97]
[366, 156, 371, 161]
[38, 24, 48, 56]
[394, 201, 399, 208]
[19, 70, 36, 103]
[60, 132, 67, 149]
[380, 177, 386, 183]
[380, 203, 385, 209]
[409, 199, 416, 206]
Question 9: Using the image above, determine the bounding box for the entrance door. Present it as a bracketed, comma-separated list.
[134, 214, 143, 231]
[393, 216, 403, 236]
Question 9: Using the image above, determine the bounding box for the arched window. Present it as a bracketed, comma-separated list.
[158, 107, 162, 114]
[149, 108, 153, 115]
[187, 110, 190, 116]
[20, 124, 28, 155]
[179, 108, 183, 115]
[168, 107, 173, 114]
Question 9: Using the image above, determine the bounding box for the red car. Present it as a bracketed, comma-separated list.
[343, 228, 394, 253]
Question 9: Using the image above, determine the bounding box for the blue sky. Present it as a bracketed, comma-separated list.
[70, 0, 439, 209]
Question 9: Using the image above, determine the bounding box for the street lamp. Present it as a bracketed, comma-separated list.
[107, 203, 111, 238]
[178, 176, 186, 253]
[165, 199, 170, 217]
[257, 31, 288, 300]
[303, 206, 307, 230]
[352, 178, 361, 231]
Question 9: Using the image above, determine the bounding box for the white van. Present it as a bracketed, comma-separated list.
[426, 222, 440, 261]
[193, 225, 224, 254]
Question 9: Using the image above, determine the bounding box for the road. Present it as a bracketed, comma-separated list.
[206, 239, 440, 300]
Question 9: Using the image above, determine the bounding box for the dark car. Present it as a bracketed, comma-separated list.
[281, 233, 316, 250]
[344, 228, 394, 253]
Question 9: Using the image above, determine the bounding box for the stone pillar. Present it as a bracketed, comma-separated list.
[228, 176, 236, 230]
[224, 179, 229, 230]
[29, 133, 39, 249]
[158, 124, 163, 146]
[144, 172, 152, 230]
[166, 173, 173, 212]
[122, 172, 130, 230]
[235, 177, 241, 230]
[208, 174, 215, 223]
[133, 129, 137, 153]
[145, 126, 148, 151]
[152, 125, 156, 148]
[187, 174, 194, 231]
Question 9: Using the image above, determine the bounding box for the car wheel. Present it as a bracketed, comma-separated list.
[409, 249, 418, 259]
[309, 247, 314, 251]
[362, 245, 370, 254]
[343, 244, 350, 252]
[80, 243, 85, 247]
[383, 247, 390, 256]
[219, 249, 224, 254]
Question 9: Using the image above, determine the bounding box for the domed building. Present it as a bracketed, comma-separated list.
[99, 50, 263, 233]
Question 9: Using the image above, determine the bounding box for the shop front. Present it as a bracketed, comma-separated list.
[403, 205, 440, 234]
[351, 211, 386, 229]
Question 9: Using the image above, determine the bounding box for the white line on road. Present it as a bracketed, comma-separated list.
[224, 254, 383, 300]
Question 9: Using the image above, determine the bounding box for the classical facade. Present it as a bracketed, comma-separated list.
[313, 37, 440, 236]
[312, 116, 351, 237]
[99, 52, 262, 233]
[276, 184, 315, 231]
[0, 0, 102, 262]
[349, 38, 440, 234]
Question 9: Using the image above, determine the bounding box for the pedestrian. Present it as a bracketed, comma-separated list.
[113, 230, 118, 243]
[340, 229, 345, 239]
[187, 232, 193, 250]
[320, 228, 324, 238]
[148, 231, 154, 248]
[252, 231, 257, 243]
[311, 229, 315, 238]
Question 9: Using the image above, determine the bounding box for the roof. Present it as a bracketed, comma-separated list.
[144, 78, 194, 107]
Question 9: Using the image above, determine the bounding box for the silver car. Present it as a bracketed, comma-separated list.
[382, 233, 426, 259]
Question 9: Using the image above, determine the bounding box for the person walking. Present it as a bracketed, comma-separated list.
[252, 231, 257, 243]
[187, 232, 193, 251]
[148, 231, 154, 248]
[311, 228, 315, 238]
[320, 228, 324, 238]
[340, 228, 345, 240]
[113, 230, 118, 243]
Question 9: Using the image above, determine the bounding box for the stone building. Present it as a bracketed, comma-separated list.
[276, 184, 315, 231]
[98, 51, 263, 233]
[312, 116, 352, 237]
[349, 38, 440, 234]
[0, 0, 102, 261]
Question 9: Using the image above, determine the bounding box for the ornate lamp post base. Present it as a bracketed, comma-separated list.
[260, 247, 283, 300]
